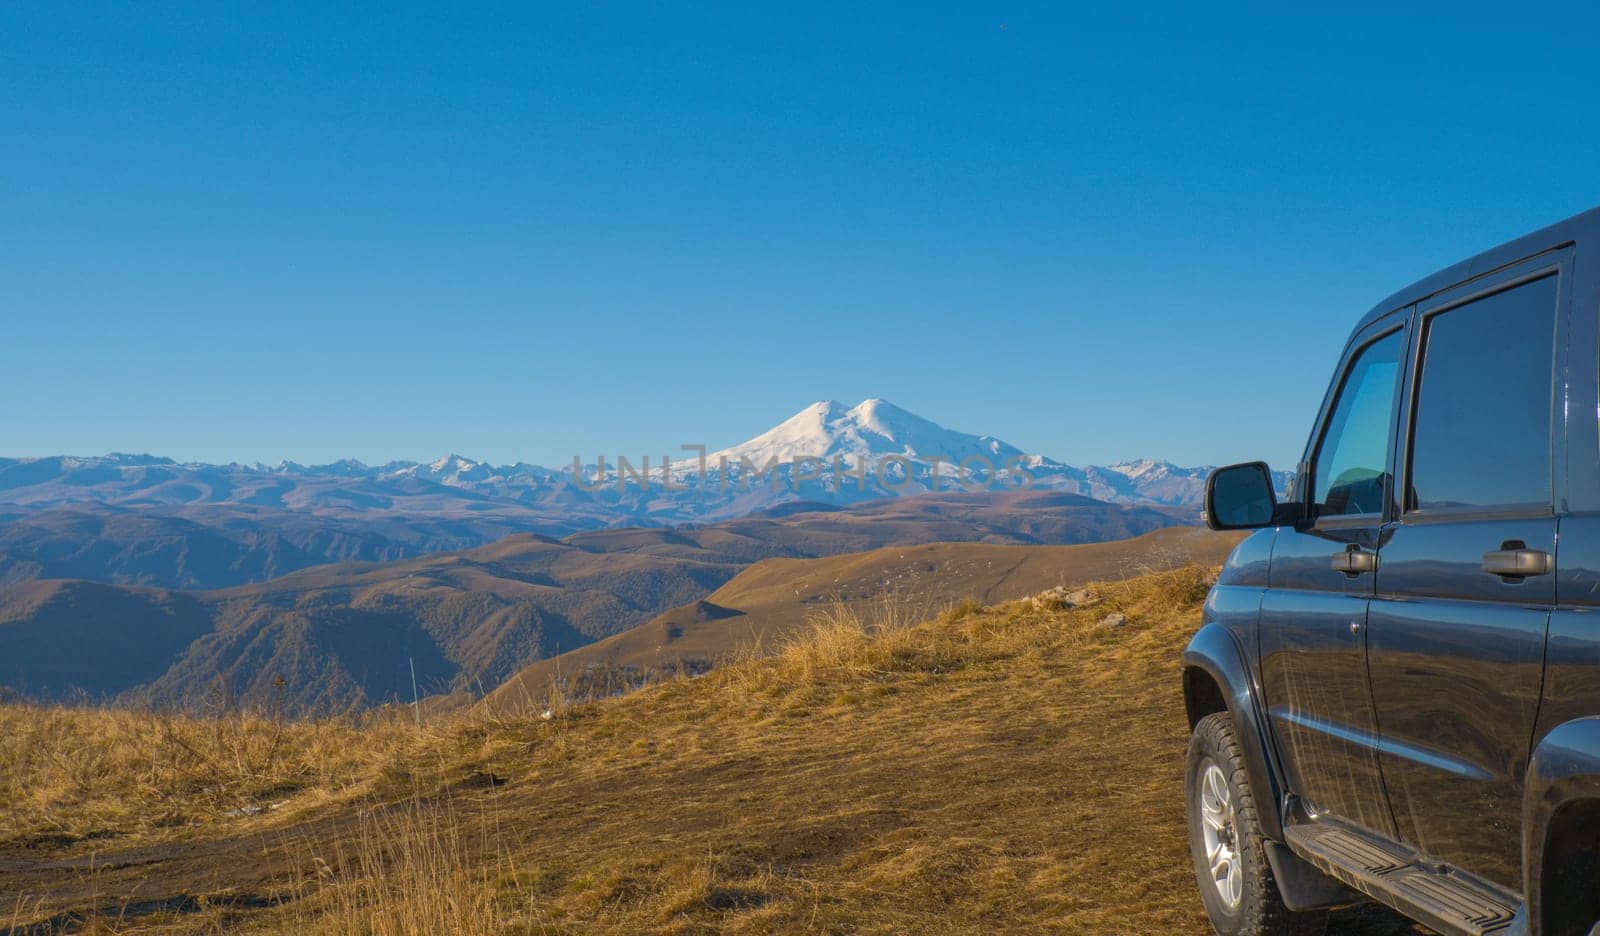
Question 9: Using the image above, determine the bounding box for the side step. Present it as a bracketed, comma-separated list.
[1284, 823, 1519, 936]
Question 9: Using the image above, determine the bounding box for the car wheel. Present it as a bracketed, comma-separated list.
[1187, 711, 1295, 936]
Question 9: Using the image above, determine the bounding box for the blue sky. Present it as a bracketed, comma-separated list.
[3, 4, 1598, 471]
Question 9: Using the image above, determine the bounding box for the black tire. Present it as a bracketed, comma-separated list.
[1186, 711, 1295, 936]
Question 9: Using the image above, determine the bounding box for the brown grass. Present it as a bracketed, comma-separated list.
[274, 795, 518, 936]
[0, 565, 1420, 935]
[0, 704, 427, 849]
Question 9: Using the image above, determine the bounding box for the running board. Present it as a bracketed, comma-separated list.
[1283, 823, 1520, 936]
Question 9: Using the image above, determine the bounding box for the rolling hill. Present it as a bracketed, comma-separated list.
[486, 525, 1244, 713]
[0, 534, 739, 713]
[0, 490, 1193, 714]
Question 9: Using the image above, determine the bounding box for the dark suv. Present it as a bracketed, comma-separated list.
[1190, 207, 1600, 936]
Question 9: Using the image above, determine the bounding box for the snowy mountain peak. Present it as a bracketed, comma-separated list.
[1106, 459, 1177, 481]
[420, 453, 491, 484]
[708, 398, 1025, 467]
[844, 398, 919, 438]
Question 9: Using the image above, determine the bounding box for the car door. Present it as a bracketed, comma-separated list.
[1259, 312, 1408, 840]
[1366, 250, 1570, 892]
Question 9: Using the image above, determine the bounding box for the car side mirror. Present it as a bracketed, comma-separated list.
[1205, 462, 1283, 530]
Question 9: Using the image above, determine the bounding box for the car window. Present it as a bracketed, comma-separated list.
[1406, 275, 1556, 512]
[1313, 329, 1402, 518]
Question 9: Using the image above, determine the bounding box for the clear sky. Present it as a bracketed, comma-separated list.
[4, 4, 1598, 471]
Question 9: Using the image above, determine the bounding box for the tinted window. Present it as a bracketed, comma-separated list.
[1407, 275, 1556, 512]
[1313, 330, 1402, 517]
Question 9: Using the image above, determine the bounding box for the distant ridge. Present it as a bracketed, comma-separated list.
[0, 399, 1287, 512]
[0, 400, 1290, 590]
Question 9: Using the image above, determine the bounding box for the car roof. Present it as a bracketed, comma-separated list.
[1355, 205, 1600, 332]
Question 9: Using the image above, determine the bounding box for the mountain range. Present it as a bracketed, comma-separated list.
[0, 399, 1289, 591]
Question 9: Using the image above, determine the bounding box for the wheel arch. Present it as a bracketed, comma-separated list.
[1183, 662, 1229, 729]
[1185, 621, 1354, 912]
[1526, 717, 1600, 935]
[1182, 620, 1284, 841]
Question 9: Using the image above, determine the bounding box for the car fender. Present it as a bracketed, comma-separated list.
[1183, 615, 1285, 841]
[1524, 716, 1600, 934]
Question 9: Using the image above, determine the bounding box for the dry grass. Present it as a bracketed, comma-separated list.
[0, 565, 1420, 935]
[0, 703, 422, 848]
[275, 794, 519, 936]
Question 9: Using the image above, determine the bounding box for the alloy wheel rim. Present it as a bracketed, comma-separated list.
[1199, 761, 1243, 910]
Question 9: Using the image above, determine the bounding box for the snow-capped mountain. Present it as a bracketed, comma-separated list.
[708, 399, 1026, 467]
[395, 453, 497, 486]
[684, 399, 1293, 508]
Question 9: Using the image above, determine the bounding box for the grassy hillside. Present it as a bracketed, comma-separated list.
[486, 525, 1240, 714]
[0, 565, 1417, 935]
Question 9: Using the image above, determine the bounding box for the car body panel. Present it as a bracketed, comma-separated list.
[1256, 312, 1409, 840]
[1362, 247, 1571, 892]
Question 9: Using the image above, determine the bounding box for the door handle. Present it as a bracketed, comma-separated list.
[1331, 547, 1377, 576]
[1482, 546, 1551, 579]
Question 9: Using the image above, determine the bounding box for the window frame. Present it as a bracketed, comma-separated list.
[1397, 262, 1566, 523]
[1304, 321, 1409, 528]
